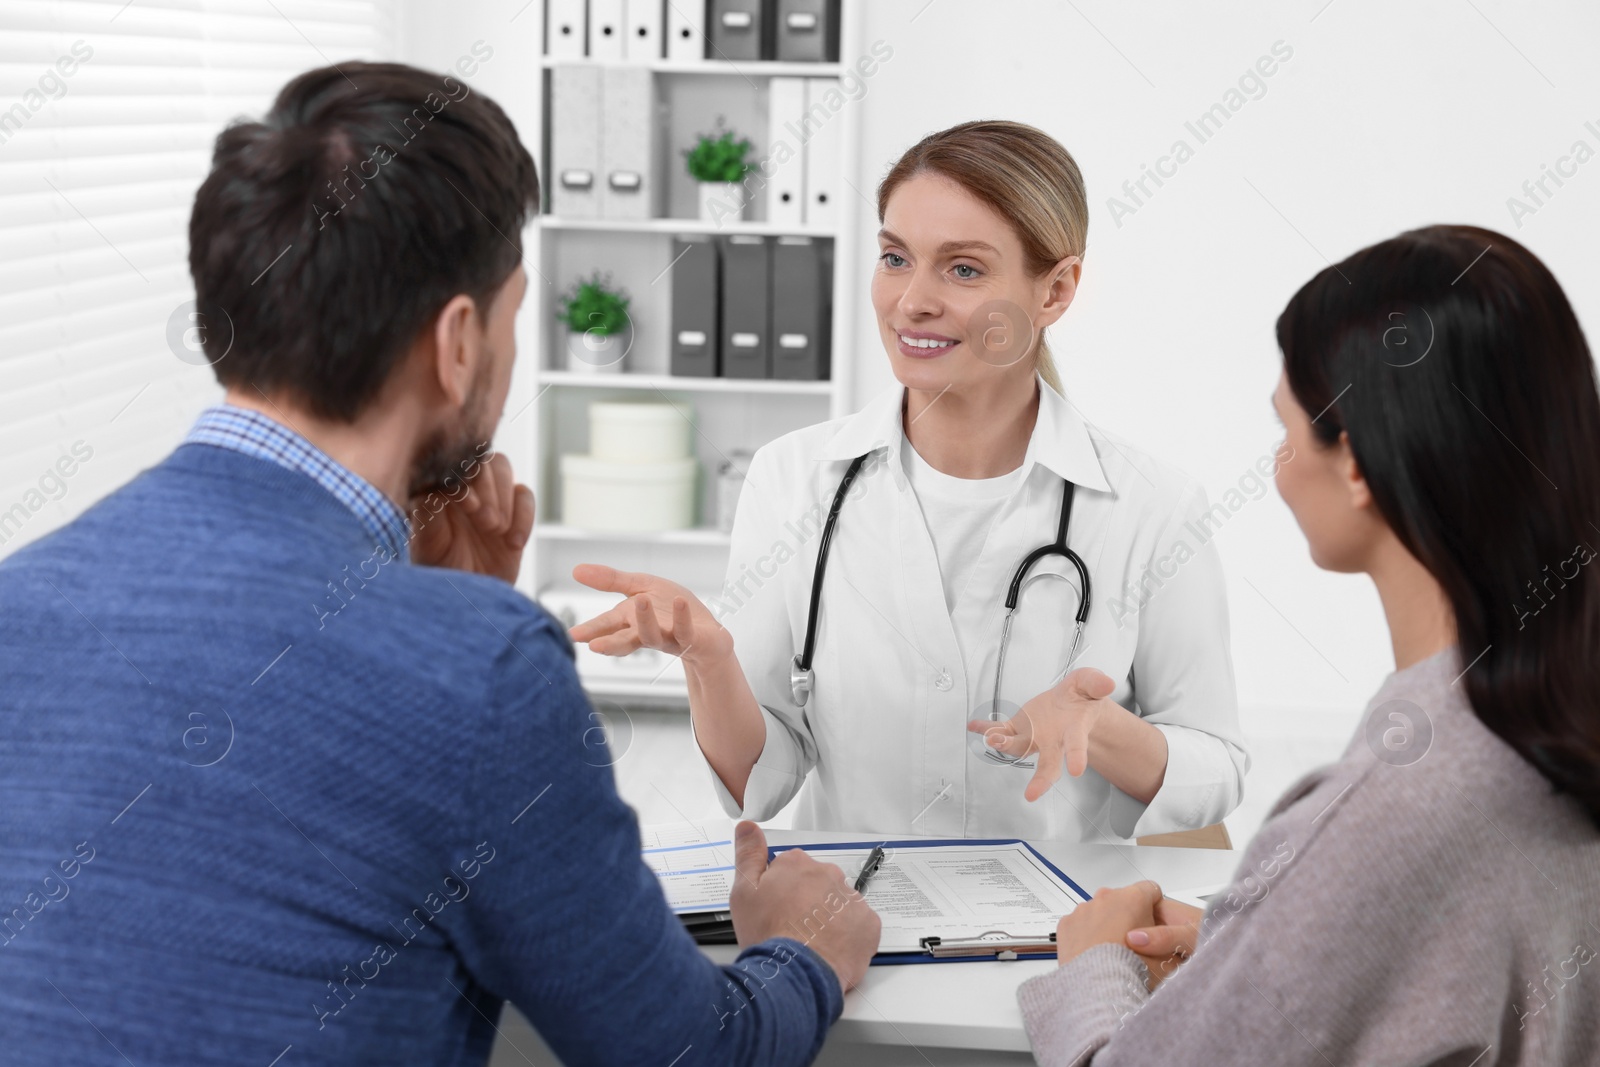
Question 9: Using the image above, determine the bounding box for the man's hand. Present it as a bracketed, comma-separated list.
[728, 821, 881, 992]
[410, 452, 534, 584]
[568, 564, 734, 670]
[1125, 897, 1202, 991]
[967, 667, 1118, 802]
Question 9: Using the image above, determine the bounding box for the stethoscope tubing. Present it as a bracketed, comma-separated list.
[794, 455, 1093, 759]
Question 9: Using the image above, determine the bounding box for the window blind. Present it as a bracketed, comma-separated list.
[0, 0, 395, 556]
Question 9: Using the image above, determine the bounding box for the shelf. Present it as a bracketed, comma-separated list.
[538, 216, 835, 238]
[540, 57, 841, 77]
[536, 523, 732, 547]
[537, 371, 832, 395]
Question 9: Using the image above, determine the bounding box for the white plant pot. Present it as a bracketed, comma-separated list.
[697, 181, 746, 224]
[565, 324, 630, 374]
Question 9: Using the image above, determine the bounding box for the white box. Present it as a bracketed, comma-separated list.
[589, 401, 692, 461]
[561, 455, 699, 531]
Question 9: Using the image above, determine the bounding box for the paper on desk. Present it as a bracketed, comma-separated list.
[641, 820, 738, 914]
[801, 841, 1088, 954]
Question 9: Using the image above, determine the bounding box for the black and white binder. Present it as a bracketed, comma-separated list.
[771, 235, 831, 381]
[665, 0, 707, 60]
[775, 0, 838, 62]
[719, 235, 771, 378]
[708, 0, 770, 61]
[670, 235, 720, 377]
[547, 0, 588, 58]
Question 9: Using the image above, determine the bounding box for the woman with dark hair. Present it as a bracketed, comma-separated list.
[1020, 224, 1600, 1065]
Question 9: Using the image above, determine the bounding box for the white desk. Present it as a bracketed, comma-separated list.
[487, 833, 1239, 1067]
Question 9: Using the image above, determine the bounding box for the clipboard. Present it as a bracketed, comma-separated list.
[768, 838, 1090, 965]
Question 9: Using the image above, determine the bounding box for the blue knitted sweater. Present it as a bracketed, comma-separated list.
[0, 442, 840, 1065]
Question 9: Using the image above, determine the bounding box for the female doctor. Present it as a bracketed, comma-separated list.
[571, 120, 1248, 841]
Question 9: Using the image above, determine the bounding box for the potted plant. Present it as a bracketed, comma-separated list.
[556, 272, 632, 374]
[685, 123, 753, 224]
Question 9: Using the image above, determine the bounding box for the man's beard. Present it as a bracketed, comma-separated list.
[408, 360, 494, 500]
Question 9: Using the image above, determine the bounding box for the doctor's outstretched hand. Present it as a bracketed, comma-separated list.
[968, 667, 1139, 803]
[567, 564, 732, 668]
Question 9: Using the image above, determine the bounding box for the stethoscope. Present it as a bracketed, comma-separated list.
[790, 452, 1092, 767]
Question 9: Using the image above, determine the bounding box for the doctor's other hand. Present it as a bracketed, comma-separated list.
[410, 452, 534, 585]
[966, 667, 1118, 802]
[1055, 881, 1162, 981]
[568, 564, 733, 669]
[729, 821, 881, 992]
[1125, 896, 1202, 992]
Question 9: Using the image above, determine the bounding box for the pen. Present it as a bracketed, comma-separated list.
[853, 845, 886, 894]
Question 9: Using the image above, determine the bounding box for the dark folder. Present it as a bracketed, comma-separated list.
[720, 235, 771, 378]
[771, 235, 831, 381]
[670, 235, 720, 377]
[774, 0, 839, 62]
[708, 0, 771, 61]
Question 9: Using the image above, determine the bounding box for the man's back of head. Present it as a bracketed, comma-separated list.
[0, 59, 876, 1067]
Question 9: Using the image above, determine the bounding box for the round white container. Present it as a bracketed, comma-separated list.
[561, 454, 698, 531]
[589, 401, 692, 463]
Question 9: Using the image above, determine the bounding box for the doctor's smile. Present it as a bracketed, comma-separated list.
[893, 329, 959, 357]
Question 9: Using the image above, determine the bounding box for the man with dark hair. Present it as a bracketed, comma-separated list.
[0, 62, 876, 1066]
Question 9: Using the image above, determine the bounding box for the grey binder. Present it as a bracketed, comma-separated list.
[771, 236, 831, 380]
[774, 0, 838, 62]
[550, 64, 601, 219]
[720, 235, 771, 378]
[670, 235, 720, 377]
[708, 0, 770, 61]
[600, 65, 658, 220]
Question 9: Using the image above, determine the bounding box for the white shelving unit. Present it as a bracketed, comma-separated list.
[514, 2, 867, 705]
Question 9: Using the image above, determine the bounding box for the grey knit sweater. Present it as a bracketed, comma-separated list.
[1018, 646, 1600, 1065]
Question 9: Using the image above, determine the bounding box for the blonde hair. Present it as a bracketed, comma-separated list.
[876, 120, 1088, 393]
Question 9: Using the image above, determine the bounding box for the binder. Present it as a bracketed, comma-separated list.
[768, 839, 1091, 965]
[547, 0, 588, 58]
[624, 0, 663, 60]
[664, 0, 706, 60]
[550, 64, 602, 219]
[599, 66, 658, 220]
[765, 77, 806, 228]
[719, 235, 771, 378]
[708, 0, 769, 61]
[771, 236, 830, 380]
[669, 235, 720, 377]
[774, 0, 838, 62]
[802, 78, 840, 228]
[589, 0, 626, 60]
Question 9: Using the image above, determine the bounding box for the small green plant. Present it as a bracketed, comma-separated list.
[556, 273, 631, 336]
[685, 124, 753, 183]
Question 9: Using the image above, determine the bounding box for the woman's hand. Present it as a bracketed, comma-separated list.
[569, 564, 733, 670]
[1055, 880, 1162, 974]
[966, 667, 1118, 802]
[410, 452, 535, 584]
[1125, 897, 1202, 991]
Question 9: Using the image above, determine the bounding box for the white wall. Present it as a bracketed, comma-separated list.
[399, 0, 1600, 737]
